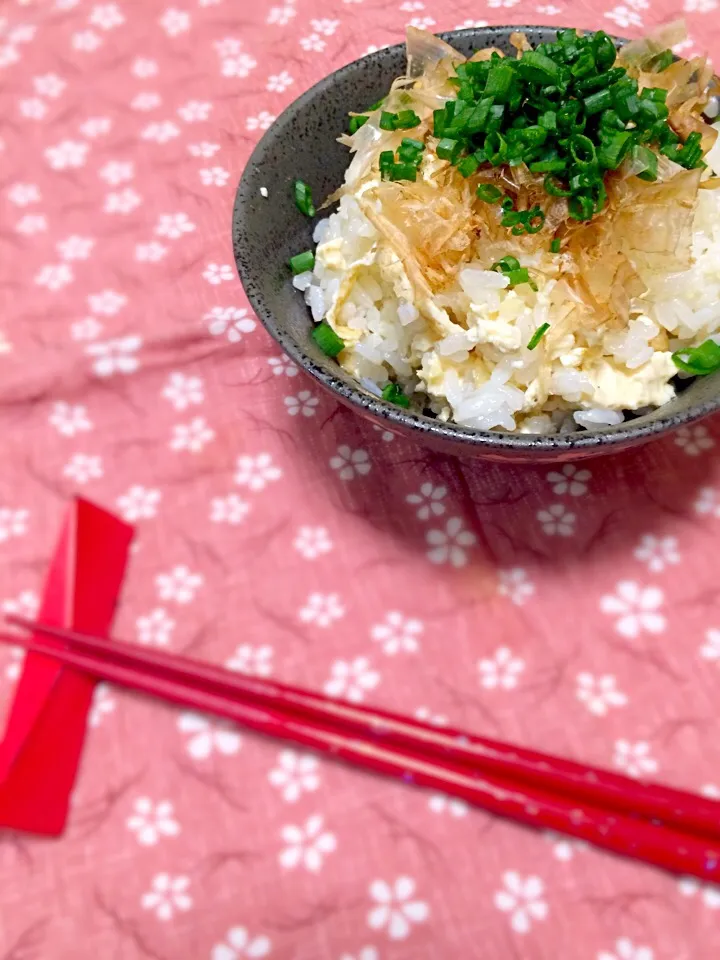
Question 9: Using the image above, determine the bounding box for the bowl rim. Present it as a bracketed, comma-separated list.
[233, 25, 720, 454]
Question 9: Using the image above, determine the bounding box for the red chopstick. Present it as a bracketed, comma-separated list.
[9, 614, 720, 845]
[4, 629, 720, 882]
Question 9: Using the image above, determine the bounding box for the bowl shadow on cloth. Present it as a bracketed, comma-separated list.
[281, 379, 719, 578]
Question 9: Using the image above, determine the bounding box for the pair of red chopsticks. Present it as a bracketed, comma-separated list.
[4, 614, 720, 883]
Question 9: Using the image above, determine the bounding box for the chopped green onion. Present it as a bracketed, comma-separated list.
[294, 180, 315, 217]
[388, 162, 417, 182]
[506, 267, 531, 286]
[597, 130, 633, 169]
[476, 183, 503, 203]
[398, 137, 425, 163]
[568, 193, 594, 220]
[518, 50, 563, 85]
[382, 382, 411, 407]
[485, 62, 515, 101]
[491, 256, 521, 273]
[592, 31, 617, 71]
[584, 88, 613, 115]
[457, 154, 479, 177]
[348, 114, 369, 134]
[395, 109, 421, 129]
[432, 109, 446, 137]
[550, 238, 561, 253]
[367, 96, 386, 111]
[648, 49, 674, 73]
[379, 150, 395, 176]
[538, 110, 558, 132]
[527, 322, 550, 350]
[437, 137, 463, 163]
[312, 321, 345, 357]
[544, 173, 571, 196]
[289, 250, 314, 275]
[525, 206, 545, 234]
[485, 131, 508, 165]
[632, 144, 658, 181]
[379, 111, 397, 131]
[672, 338, 720, 375]
[569, 134, 597, 167]
[530, 158, 566, 173]
[501, 196, 515, 211]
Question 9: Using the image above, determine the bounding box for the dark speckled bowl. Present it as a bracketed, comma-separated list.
[233, 26, 720, 463]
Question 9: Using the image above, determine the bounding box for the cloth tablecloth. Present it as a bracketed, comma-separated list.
[1, 0, 720, 957]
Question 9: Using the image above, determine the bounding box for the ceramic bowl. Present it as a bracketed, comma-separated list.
[233, 26, 720, 462]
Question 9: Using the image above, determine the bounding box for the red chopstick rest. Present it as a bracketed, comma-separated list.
[0, 498, 132, 836]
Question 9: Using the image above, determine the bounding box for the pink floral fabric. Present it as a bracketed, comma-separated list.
[1, 0, 720, 958]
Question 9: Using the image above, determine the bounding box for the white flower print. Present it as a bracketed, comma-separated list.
[2, 589, 39, 624]
[57, 235, 94, 260]
[497, 567, 535, 606]
[633, 534, 680, 573]
[299, 592, 345, 628]
[213, 38, 244, 57]
[209, 495, 250, 525]
[88, 684, 115, 727]
[226, 644, 273, 677]
[15, 214, 47, 235]
[428, 793, 468, 817]
[234, 453, 282, 491]
[199, 166, 230, 186]
[127, 798, 179, 846]
[135, 241, 167, 262]
[299, 34, 326, 53]
[293, 526, 332, 559]
[116, 485, 161, 521]
[694, 486, 720, 517]
[406, 482, 447, 520]
[211, 927, 271, 960]
[159, 8, 190, 36]
[702, 784, 720, 799]
[222, 54, 258, 78]
[99, 160, 133, 185]
[203, 263, 234, 285]
[267, 5, 296, 25]
[141, 874, 192, 921]
[89, 3, 125, 29]
[368, 877, 429, 940]
[598, 938, 655, 960]
[488, 0, 520, 5]
[613, 739, 657, 778]
[246, 111, 276, 131]
[266, 70, 294, 93]
[425, 517, 476, 567]
[63, 453, 103, 485]
[373, 425, 394, 442]
[683, 0, 717, 9]
[311, 18, 339, 34]
[605, 5, 643, 28]
[4, 647, 24, 683]
[546, 831, 587, 862]
[600, 581, 665, 638]
[155, 212, 195, 239]
[537, 503, 575, 536]
[45, 139, 88, 169]
[0, 509, 28, 543]
[170, 416, 215, 453]
[35, 264, 73, 291]
[49, 402, 92, 437]
[33, 73, 65, 98]
[7, 183, 40, 206]
[284, 390, 319, 417]
[678, 875, 720, 908]
[88, 289, 126, 314]
[86, 336, 141, 377]
[494, 872, 547, 934]
[408, 16, 436, 28]
[178, 100, 211, 122]
[141, 121, 180, 143]
[268, 356, 298, 377]
[576, 673, 628, 716]
[156, 565, 203, 605]
[177, 712, 241, 760]
[324, 657, 378, 702]
[675, 424, 714, 456]
[80, 116, 112, 137]
[8, 25, 36, 44]
[72, 30, 102, 52]
[414, 707, 447, 726]
[700, 628, 720, 661]
[371, 611, 422, 655]
[546, 463, 591, 496]
[19, 99, 47, 120]
[268, 750, 320, 803]
[206, 306, 256, 342]
[0, 45, 19, 69]
[104, 188, 142, 214]
[330, 445, 371, 481]
[280, 815, 336, 872]
[455, 18, 490, 27]
[478, 647, 525, 690]
[132, 57, 158, 78]
[536, 4, 562, 12]
[136, 608, 175, 647]
[340, 951, 378, 960]
[162, 372, 204, 410]
[188, 141, 220, 157]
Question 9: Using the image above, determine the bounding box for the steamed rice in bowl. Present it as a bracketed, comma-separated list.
[290, 23, 720, 435]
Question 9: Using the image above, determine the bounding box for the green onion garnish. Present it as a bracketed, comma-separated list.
[348, 114, 369, 134]
[550, 238, 561, 253]
[289, 250, 314, 275]
[672, 338, 720, 376]
[476, 183, 503, 203]
[437, 138, 463, 163]
[294, 180, 315, 217]
[312, 321, 345, 357]
[527, 322, 550, 350]
[491, 255, 521, 274]
[648, 49, 674, 73]
[395, 109, 421, 129]
[380, 111, 397, 131]
[388, 162, 417, 182]
[381, 382, 411, 408]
